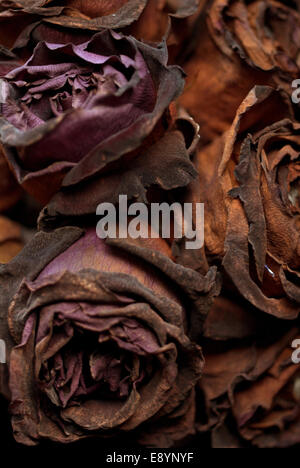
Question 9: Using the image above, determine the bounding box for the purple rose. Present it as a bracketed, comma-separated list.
[0, 30, 196, 207]
[0, 225, 219, 446]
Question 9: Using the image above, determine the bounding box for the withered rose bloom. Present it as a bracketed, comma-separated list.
[179, 0, 300, 143]
[0, 29, 198, 207]
[0, 225, 219, 446]
[0, 0, 200, 51]
[198, 297, 300, 448]
[183, 86, 300, 319]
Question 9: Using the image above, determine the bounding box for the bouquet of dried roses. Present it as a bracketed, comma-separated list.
[0, 0, 299, 451]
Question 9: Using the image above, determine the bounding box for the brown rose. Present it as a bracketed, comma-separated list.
[179, 0, 300, 143]
[0, 224, 219, 446]
[181, 86, 300, 320]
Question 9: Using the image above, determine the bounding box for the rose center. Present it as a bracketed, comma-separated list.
[37, 316, 158, 409]
[3, 57, 135, 132]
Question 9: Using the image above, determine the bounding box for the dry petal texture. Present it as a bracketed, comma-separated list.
[0, 0, 200, 50]
[198, 294, 300, 448]
[183, 86, 300, 319]
[0, 30, 197, 207]
[179, 0, 300, 143]
[0, 225, 219, 447]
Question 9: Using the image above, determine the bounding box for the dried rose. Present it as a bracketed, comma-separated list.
[182, 86, 300, 320]
[0, 225, 219, 446]
[179, 0, 300, 143]
[7, 1, 204, 67]
[198, 302, 300, 448]
[0, 30, 197, 207]
[0, 0, 200, 51]
[0, 0, 148, 50]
